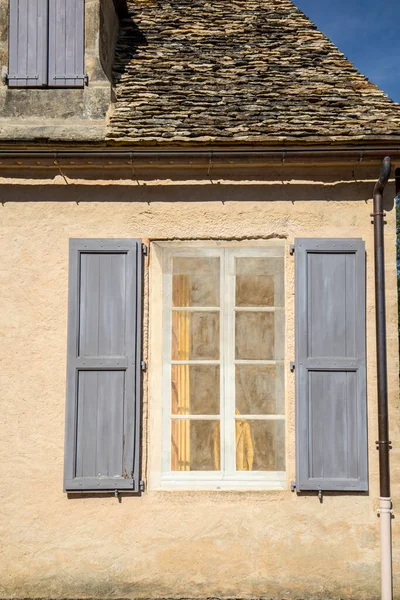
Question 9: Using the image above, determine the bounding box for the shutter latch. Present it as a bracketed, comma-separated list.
[290, 362, 295, 372]
[289, 244, 295, 255]
[290, 481, 296, 492]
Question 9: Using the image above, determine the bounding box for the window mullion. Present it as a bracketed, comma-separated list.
[223, 248, 236, 476]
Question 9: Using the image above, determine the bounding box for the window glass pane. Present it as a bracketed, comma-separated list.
[171, 420, 220, 471]
[172, 311, 219, 360]
[235, 419, 285, 471]
[235, 257, 284, 307]
[236, 364, 284, 415]
[173, 257, 220, 307]
[235, 311, 284, 360]
[165, 246, 287, 483]
[171, 365, 220, 415]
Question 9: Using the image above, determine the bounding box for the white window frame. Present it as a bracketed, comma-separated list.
[152, 241, 287, 491]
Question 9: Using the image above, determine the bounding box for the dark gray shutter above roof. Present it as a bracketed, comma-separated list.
[48, 0, 85, 88]
[295, 238, 368, 492]
[8, 0, 49, 87]
[64, 239, 142, 493]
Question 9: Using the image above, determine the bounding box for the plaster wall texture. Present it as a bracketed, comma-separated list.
[0, 169, 399, 600]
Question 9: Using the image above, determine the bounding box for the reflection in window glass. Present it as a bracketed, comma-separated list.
[235, 257, 284, 307]
[236, 364, 284, 415]
[235, 418, 285, 471]
[171, 365, 220, 415]
[235, 311, 284, 360]
[173, 257, 220, 307]
[171, 420, 220, 471]
[172, 311, 220, 361]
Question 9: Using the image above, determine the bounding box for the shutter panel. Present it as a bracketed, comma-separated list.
[8, 0, 48, 87]
[295, 238, 368, 492]
[48, 0, 85, 87]
[64, 239, 142, 492]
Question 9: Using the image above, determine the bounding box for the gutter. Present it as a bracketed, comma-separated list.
[0, 147, 398, 168]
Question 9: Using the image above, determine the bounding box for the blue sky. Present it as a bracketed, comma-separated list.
[294, 0, 400, 103]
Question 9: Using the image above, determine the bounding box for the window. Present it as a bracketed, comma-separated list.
[63, 237, 368, 495]
[160, 242, 286, 490]
[8, 0, 85, 88]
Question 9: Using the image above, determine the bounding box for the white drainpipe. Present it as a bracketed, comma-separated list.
[379, 497, 393, 600]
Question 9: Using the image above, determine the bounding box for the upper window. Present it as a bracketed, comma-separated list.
[8, 0, 85, 88]
[161, 243, 286, 490]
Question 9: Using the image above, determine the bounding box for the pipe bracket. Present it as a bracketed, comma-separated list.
[376, 440, 392, 450]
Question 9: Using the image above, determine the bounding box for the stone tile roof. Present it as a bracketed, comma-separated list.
[106, 0, 400, 146]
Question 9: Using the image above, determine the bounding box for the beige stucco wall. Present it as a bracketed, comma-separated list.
[0, 164, 399, 599]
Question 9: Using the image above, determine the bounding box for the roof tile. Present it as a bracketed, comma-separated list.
[107, 0, 400, 145]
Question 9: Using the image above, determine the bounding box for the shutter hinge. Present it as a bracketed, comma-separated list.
[142, 243, 148, 256]
[139, 480, 145, 492]
[291, 481, 296, 492]
[53, 74, 86, 81]
[289, 244, 295, 255]
[290, 362, 295, 372]
[7, 74, 39, 81]
[141, 360, 147, 372]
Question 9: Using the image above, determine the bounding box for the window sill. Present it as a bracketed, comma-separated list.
[160, 472, 286, 491]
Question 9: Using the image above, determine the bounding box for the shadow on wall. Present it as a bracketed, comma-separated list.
[0, 182, 395, 208]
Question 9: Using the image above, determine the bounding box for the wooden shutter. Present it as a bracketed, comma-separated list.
[295, 238, 368, 492]
[8, 0, 49, 87]
[48, 0, 85, 87]
[64, 239, 142, 492]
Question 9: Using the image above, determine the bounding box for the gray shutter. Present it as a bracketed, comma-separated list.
[64, 239, 142, 492]
[48, 0, 85, 87]
[8, 0, 48, 87]
[295, 238, 368, 492]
